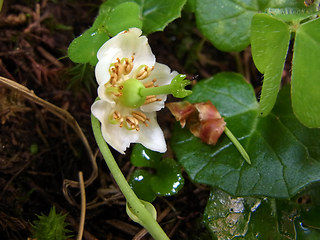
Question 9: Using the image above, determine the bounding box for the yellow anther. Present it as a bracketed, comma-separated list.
[132, 111, 150, 126]
[144, 95, 162, 105]
[113, 111, 121, 120]
[144, 78, 158, 88]
[122, 56, 134, 75]
[144, 95, 158, 104]
[110, 74, 118, 85]
[126, 116, 139, 130]
[144, 82, 155, 88]
[136, 66, 154, 80]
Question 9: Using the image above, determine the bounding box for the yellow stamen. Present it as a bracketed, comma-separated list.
[132, 111, 150, 126]
[123, 56, 134, 74]
[144, 82, 155, 88]
[143, 78, 157, 88]
[113, 111, 121, 119]
[126, 116, 139, 130]
[136, 66, 154, 80]
[144, 95, 160, 104]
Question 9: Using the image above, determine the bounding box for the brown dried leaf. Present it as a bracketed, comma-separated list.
[167, 101, 226, 145]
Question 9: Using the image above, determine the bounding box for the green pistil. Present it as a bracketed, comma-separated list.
[140, 74, 192, 98]
[119, 75, 192, 109]
[119, 78, 145, 108]
[140, 83, 172, 96]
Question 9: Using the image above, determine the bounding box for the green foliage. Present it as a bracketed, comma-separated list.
[292, 17, 320, 128]
[195, 0, 320, 127]
[251, 13, 291, 117]
[251, 10, 320, 127]
[171, 72, 320, 198]
[195, 0, 311, 52]
[68, 0, 186, 65]
[204, 187, 320, 239]
[31, 206, 72, 240]
[68, 27, 109, 66]
[106, 2, 142, 36]
[129, 144, 184, 202]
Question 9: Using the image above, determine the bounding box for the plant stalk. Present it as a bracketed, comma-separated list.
[224, 126, 251, 164]
[91, 114, 170, 240]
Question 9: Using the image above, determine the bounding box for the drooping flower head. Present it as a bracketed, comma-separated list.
[91, 28, 191, 154]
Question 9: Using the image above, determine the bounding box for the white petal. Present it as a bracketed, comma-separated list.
[140, 62, 179, 112]
[95, 52, 118, 85]
[91, 99, 111, 123]
[101, 120, 139, 154]
[97, 84, 116, 107]
[91, 100, 139, 154]
[137, 112, 167, 153]
[97, 28, 142, 60]
[96, 28, 155, 84]
[145, 62, 178, 86]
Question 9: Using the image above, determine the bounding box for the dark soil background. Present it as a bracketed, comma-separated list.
[0, 1, 285, 239]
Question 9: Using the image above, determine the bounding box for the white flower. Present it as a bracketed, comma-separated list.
[91, 28, 178, 154]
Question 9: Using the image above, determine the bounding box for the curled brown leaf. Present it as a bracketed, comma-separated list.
[167, 101, 226, 145]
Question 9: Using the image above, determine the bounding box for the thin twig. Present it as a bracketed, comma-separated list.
[0, 76, 98, 205]
[77, 171, 86, 240]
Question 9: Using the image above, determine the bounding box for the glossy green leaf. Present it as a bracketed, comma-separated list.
[101, 0, 187, 34]
[106, 2, 142, 36]
[150, 158, 185, 196]
[129, 144, 184, 201]
[203, 188, 261, 239]
[195, 0, 310, 52]
[68, 4, 111, 65]
[251, 13, 291, 117]
[129, 170, 156, 202]
[292, 17, 320, 128]
[204, 184, 320, 239]
[69, 0, 186, 65]
[171, 72, 320, 198]
[195, 0, 261, 52]
[68, 27, 109, 66]
[130, 143, 162, 167]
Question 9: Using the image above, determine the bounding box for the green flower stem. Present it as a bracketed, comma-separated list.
[140, 83, 172, 96]
[91, 114, 170, 240]
[224, 126, 251, 164]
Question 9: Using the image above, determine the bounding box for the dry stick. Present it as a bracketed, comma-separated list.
[0, 76, 98, 204]
[77, 171, 86, 240]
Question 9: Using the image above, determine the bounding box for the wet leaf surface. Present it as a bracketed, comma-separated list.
[171, 72, 320, 198]
[204, 186, 320, 239]
[129, 144, 184, 202]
